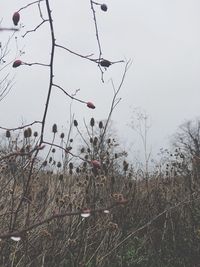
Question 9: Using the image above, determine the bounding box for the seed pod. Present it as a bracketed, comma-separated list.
[12, 12, 20, 26]
[12, 60, 22, 68]
[87, 102, 95, 109]
[101, 4, 108, 11]
[74, 120, 78, 127]
[52, 124, 57, 133]
[100, 59, 111, 68]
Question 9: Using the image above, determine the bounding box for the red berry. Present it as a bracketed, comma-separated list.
[12, 60, 22, 68]
[101, 4, 108, 12]
[91, 160, 101, 169]
[12, 12, 20, 26]
[87, 102, 95, 109]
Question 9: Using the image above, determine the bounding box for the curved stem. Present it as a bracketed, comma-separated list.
[40, 0, 55, 144]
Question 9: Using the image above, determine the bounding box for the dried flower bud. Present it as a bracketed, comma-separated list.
[13, 60, 22, 68]
[101, 4, 108, 11]
[87, 102, 95, 109]
[12, 12, 20, 26]
[100, 59, 111, 68]
[52, 124, 57, 133]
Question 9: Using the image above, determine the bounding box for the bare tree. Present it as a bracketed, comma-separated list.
[172, 118, 200, 179]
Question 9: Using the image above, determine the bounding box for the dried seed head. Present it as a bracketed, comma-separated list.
[60, 132, 65, 139]
[52, 148, 56, 153]
[57, 162, 61, 168]
[74, 120, 78, 127]
[100, 59, 111, 68]
[93, 137, 98, 146]
[24, 129, 28, 138]
[99, 121, 103, 129]
[70, 138, 73, 142]
[33, 131, 38, 137]
[6, 130, 11, 138]
[52, 124, 57, 134]
[27, 127, 32, 137]
[101, 4, 108, 11]
[123, 160, 129, 171]
[69, 162, 73, 169]
[42, 160, 47, 167]
[90, 118, 95, 127]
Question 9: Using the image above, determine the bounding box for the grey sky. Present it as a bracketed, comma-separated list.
[1, 0, 200, 159]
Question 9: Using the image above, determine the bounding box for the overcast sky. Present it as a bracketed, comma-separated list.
[1, 0, 200, 160]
